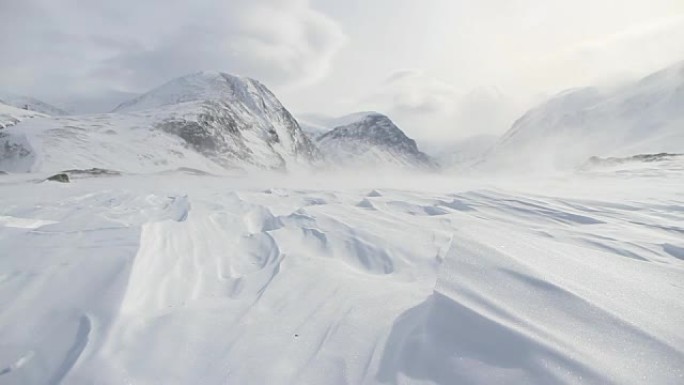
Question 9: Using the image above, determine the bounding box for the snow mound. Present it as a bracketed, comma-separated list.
[0, 172, 682, 384]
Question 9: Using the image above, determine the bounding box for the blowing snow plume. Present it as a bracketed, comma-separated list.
[479, 61, 684, 174]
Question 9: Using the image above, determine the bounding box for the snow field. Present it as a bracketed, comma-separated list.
[0, 172, 682, 384]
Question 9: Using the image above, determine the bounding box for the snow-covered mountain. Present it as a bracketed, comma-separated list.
[482, 61, 684, 172]
[316, 112, 435, 169]
[0, 72, 320, 173]
[297, 111, 383, 140]
[114, 71, 319, 170]
[0, 102, 47, 129]
[0, 93, 68, 116]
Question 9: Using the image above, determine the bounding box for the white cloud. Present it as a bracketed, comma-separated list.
[360, 70, 524, 143]
[527, 13, 684, 89]
[0, 0, 346, 100]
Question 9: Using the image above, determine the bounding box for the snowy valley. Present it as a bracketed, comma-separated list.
[1, 61, 683, 385]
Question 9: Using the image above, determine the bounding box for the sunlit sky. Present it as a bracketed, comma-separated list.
[2, 0, 684, 142]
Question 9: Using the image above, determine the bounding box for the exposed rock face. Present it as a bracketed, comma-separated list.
[584, 153, 683, 168]
[46, 173, 69, 183]
[62, 168, 122, 178]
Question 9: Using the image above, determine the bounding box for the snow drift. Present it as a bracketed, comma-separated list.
[0, 170, 682, 384]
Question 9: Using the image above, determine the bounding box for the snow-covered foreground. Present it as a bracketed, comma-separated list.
[0, 170, 683, 384]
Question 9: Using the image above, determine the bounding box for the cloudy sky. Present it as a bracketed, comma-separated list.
[1, 0, 684, 143]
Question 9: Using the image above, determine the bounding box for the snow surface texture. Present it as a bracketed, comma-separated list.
[0, 72, 319, 173]
[316, 112, 435, 170]
[0, 167, 682, 385]
[482, 61, 684, 172]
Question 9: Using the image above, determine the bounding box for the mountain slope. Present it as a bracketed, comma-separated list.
[316, 112, 435, 169]
[0, 72, 320, 173]
[0, 93, 68, 116]
[115, 71, 319, 170]
[0, 102, 47, 129]
[482, 61, 684, 172]
[0, 110, 232, 174]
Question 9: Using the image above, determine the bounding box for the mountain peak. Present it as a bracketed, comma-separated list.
[318, 112, 405, 144]
[316, 112, 434, 169]
[112, 71, 272, 113]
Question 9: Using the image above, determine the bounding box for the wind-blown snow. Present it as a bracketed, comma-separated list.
[0, 167, 682, 384]
[427, 134, 499, 170]
[1, 62, 683, 385]
[482, 61, 684, 172]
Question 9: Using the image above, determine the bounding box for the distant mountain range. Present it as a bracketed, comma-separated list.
[0, 72, 320, 173]
[2, 61, 683, 175]
[0, 72, 433, 174]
